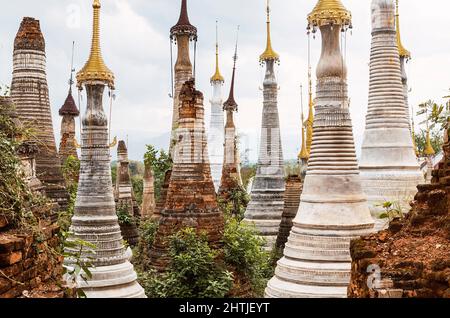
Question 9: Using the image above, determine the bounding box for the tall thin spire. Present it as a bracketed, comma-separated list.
[170, 0, 197, 39]
[59, 42, 79, 116]
[260, 0, 279, 63]
[211, 20, 224, 83]
[299, 85, 308, 160]
[223, 26, 240, 111]
[395, 0, 411, 59]
[76, 0, 114, 89]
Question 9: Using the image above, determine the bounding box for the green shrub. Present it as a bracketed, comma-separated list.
[222, 217, 273, 296]
[140, 228, 233, 298]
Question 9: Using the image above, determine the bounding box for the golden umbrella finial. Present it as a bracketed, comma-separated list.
[211, 20, 224, 83]
[395, 0, 411, 59]
[307, 0, 352, 29]
[76, 0, 115, 89]
[260, 0, 280, 63]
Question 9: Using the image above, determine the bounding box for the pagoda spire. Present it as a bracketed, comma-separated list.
[396, 0, 411, 59]
[260, 0, 279, 63]
[224, 27, 239, 112]
[211, 21, 224, 83]
[76, 0, 114, 89]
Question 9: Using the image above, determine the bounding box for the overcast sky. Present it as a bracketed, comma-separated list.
[1, 0, 449, 161]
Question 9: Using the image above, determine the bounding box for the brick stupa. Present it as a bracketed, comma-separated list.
[149, 80, 224, 271]
[11, 17, 68, 211]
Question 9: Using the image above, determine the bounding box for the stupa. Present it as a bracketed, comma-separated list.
[169, 0, 197, 155]
[11, 17, 68, 210]
[208, 22, 225, 192]
[359, 0, 423, 230]
[244, 1, 286, 250]
[266, 0, 374, 298]
[149, 80, 224, 271]
[218, 28, 243, 201]
[65, 0, 145, 298]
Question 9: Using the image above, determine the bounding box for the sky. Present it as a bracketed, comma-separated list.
[1, 0, 450, 162]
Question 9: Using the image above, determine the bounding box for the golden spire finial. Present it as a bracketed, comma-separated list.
[211, 20, 224, 83]
[76, 0, 115, 89]
[308, 0, 352, 29]
[396, 0, 411, 59]
[260, 0, 279, 63]
[299, 85, 308, 160]
[424, 119, 435, 156]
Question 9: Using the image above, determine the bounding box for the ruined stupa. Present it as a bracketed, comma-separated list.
[266, 0, 374, 298]
[11, 17, 68, 210]
[218, 29, 243, 201]
[169, 0, 197, 155]
[208, 22, 225, 192]
[58, 69, 79, 165]
[244, 2, 286, 250]
[65, 0, 145, 298]
[359, 0, 423, 230]
[149, 80, 224, 271]
[115, 140, 140, 246]
[0, 96, 43, 193]
[141, 163, 156, 218]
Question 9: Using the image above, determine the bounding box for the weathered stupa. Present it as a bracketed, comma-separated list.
[11, 17, 68, 210]
[244, 2, 286, 250]
[266, 0, 374, 298]
[65, 0, 145, 298]
[169, 0, 197, 155]
[115, 140, 140, 246]
[208, 22, 225, 192]
[141, 163, 156, 218]
[149, 80, 224, 271]
[58, 69, 79, 165]
[218, 29, 243, 200]
[0, 96, 43, 193]
[359, 0, 422, 229]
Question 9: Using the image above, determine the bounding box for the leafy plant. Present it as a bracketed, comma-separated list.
[378, 201, 405, 222]
[116, 203, 135, 225]
[61, 231, 97, 298]
[140, 228, 233, 298]
[222, 217, 273, 297]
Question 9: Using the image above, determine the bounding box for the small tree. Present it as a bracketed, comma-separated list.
[144, 145, 172, 200]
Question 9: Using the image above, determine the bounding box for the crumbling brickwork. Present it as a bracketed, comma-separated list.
[348, 131, 450, 298]
[149, 80, 224, 271]
[0, 222, 65, 298]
